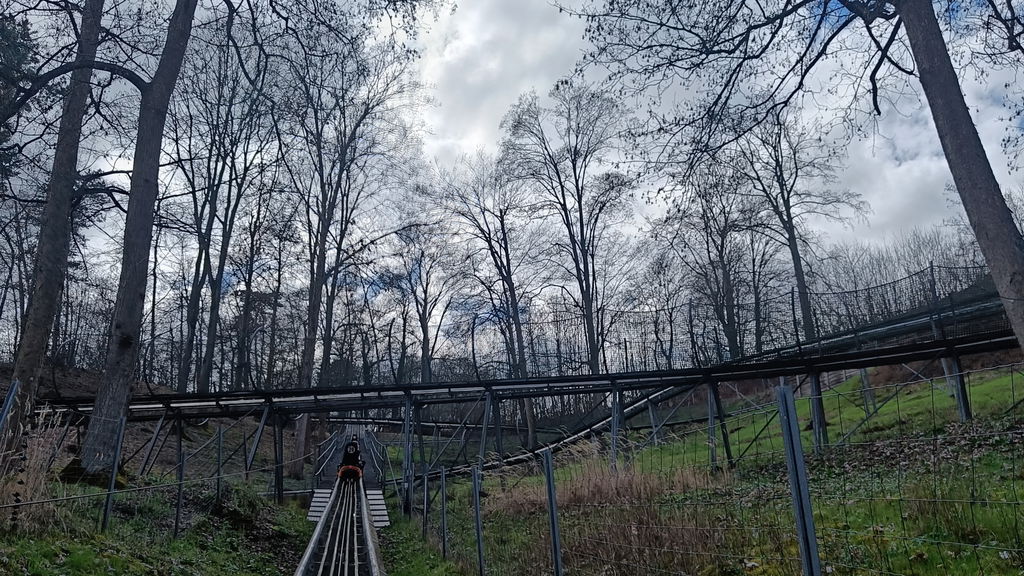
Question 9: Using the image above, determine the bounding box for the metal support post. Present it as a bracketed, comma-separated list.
[542, 450, 564, 576]
[492, 394, 504, 460]
[215, 425, 223, 508]
[440, 467, 448, 559]
[174, 416, 184, 538]
[246, 404, 270, 473]
[422, 464, 429, 538]
[101, 415, 126, 531]
[415, 403, 427, 518]
[479, 392, 492, 465]
[138, 411, 165, 477]
[273, 413, 284, 505]
[859, 368, 876, 413]
[647, 402, 660, 446]
[928, 261, 970, 421]
[402, 395, 413, 516]
[707, 387, 717, 469]
[710, 382, 734, 468]
[473, 466, 485, 576]
[777, 385, 822, 576]
[610, 385, 622, 472]
[809, 373, 828, 454]
[948, 354, 972, 421]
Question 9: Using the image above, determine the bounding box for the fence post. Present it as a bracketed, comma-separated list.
[174, 416, 184, 539]
[101, 415, 126, 531]
[216, 425, 223, 508]
[542, 450, 564, 576]
[273, 412, 284, 505]
[473, 466, 486, 576]
[403, 394, 413, 516]
[610, 384, 623, 472]
[777, 385, 822, 576]
[440, 466, 448, 559]
[808, 372, 828, 454]
[707, 386, 717, 469]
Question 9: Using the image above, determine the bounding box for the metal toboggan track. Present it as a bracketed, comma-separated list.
[296, 477, 383, 576]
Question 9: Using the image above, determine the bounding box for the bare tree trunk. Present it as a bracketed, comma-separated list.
[786, 225, 816, 341]
[264, 243, 284, 390]
[80, 0, 199, 474]
[290, 229, 327, 478]
[900, 0, 1024, 351]
[419, 316, 431, 384]
[235, 285, 253, 391]
[145, 209, 162, 384]
[197, 242, 230, 393]
[176, 255, 207, 393]
[0, 0, 105, 468]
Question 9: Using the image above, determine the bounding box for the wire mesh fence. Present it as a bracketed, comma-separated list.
[407, 356, 1024, 575]
[0, 408, 320, 543]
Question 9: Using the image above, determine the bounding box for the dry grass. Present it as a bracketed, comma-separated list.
[0, 410, 73, 532]
[487, 440, 724, 516]
[471, 439, 800, 576]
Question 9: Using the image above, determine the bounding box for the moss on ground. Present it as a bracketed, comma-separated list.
[0, 481, 312, 575]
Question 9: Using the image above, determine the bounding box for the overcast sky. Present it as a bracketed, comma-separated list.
[414, 1, 1023, 246]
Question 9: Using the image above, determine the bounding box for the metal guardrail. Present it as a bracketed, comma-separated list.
[359, 477, 385, 576]
[294, 457, 386, 576]
[294, 478, 341, 576]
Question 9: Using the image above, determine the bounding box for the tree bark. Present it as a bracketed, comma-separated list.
[175, 247, 208, 393]
[900, 0, 1024, 351]
[0, 0, 105, 469]
[80, 0, 199, 474]
[786, 224, 816, 341]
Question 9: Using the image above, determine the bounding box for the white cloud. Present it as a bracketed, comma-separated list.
[416, 1, 588, 164]
[415, 2, 1024, 245]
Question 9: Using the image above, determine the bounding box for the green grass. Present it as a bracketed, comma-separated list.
[412, 364, 1024, 576]
[0, 481, 313, 575]
[379, 515, 462, 575]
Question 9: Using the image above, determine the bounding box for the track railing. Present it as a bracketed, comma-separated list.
[294, 474, 384, 576]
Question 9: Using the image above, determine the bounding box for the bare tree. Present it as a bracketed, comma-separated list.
[500, 80, 634, 374]
[573, 0, 1024, 351]
[439, 153, 543, 448]
[80, 0, 200, 474]
[655, 159, 752, 361]
[386, 219, 464, 386]
[1, 0, 110, 467]
[166, 17, 277, 394]
[732, 112, 866, 341]
[273, 2, 420, 476]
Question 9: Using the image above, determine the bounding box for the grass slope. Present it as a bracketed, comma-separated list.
[416, 365, 1024, 575]
[0, 482, 312, 575]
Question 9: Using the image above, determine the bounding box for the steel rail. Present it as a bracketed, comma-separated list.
[31, 329, 1016, 423]
[295, 474, 378, 576]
